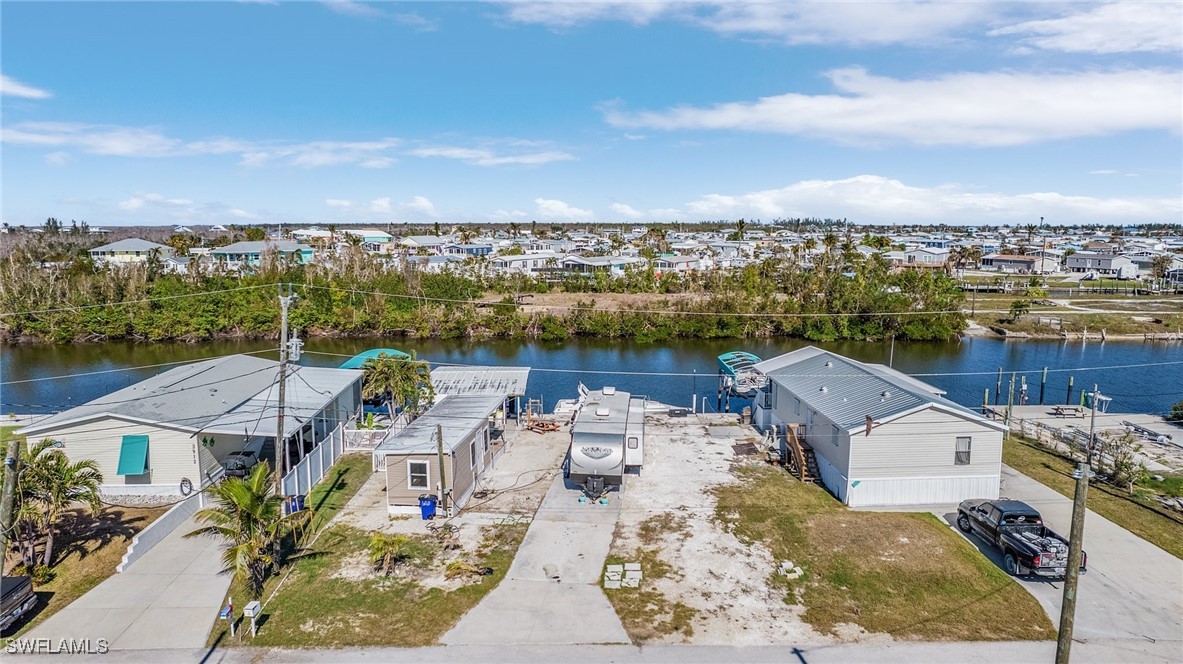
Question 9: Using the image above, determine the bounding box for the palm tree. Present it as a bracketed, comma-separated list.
[362, 351, 435, 420]
[185, 463, 305, 599]
[21, 440, 104, 566]
[369, 533, 413, 575]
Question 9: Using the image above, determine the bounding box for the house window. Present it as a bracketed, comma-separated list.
[832, 425, 841, 446]
[955, 437, 972, 465]
[794, 397, 801, 416]
[771, 383, 778, 409]
[470, 440, 477, 468]
[408, 461, 429, 489]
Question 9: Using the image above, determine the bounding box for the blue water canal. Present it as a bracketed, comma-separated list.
[2, 337, 1180, 417]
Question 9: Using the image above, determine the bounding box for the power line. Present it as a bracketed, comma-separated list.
[0, 283, 276, 318]
[0, 348, 279, 386]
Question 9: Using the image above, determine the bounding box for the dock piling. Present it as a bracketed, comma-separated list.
[1066, 375, 1074, 405]
[1039, 367, 1047, 405]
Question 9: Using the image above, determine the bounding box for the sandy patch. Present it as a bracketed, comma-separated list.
[608, 414, 835, 646]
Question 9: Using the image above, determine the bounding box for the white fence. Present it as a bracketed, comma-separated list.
[282, 423, 344, 497]
[344, 412, 411, 451]
[116, 491, 202, 573]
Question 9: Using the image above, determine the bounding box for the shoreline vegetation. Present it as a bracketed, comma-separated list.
[1, 250, 968, 345]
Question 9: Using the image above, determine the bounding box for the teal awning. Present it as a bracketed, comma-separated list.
[116, 435, 149, 475]
[339, 348, 410, 369]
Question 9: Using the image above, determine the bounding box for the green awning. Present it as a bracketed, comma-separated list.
[117, 435, 149, 475]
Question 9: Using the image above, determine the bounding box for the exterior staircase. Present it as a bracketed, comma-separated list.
[786, 424, 822, 485]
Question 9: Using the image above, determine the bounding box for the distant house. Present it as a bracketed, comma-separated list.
[1065, 252, 1135, 276]
[752, 347, 1006, 507]
[211, 240, 313, 269]
[489, 251, 562, 276]
[899, 247, 949, 268]
[980, 254, 1059, 274]
[89, 238, 174, 265]
[16, 355, 362, 498]
[654, 255, 707, 274]
[342, 229, 395, 252]
[443, 243, 495, 257]
[399, 235, 450, 254]
[290, 227, 334, 242]
[561, 255, 643, 276]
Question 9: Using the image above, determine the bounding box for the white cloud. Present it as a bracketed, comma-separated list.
[1089, 169, 1119, 175]
[369, 197, 392, 213]
[229, 208, 259, 219]
[410, 145, 575, 166]
[43, 151, 70, 166]
[604, 67, 1182, 147]
[990, 3, 1183, 54]
[609, 202, 644, 218]
[325, 199, 353, 208]
[623, 133, 647, 141]
[118, 197, 144, 210]
[681, 175, 1181, 224]
[393, 11, 439, 31]
[501, 1, 991, 46]
[534, 197, 594, 220]
[401, 195, 438, 217]
[0, 73, 52, 99]
[322, 1, 382, 18]
[492, 209, 528, 220]
[0, 122, 404, 168]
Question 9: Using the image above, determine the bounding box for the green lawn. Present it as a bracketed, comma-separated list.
[713, 466, 1055, 641]
[1003, 435, 1183, 559]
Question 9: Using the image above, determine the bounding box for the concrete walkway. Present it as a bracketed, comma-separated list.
[443, 476, 629, 645]
[26, 515, 231, 651]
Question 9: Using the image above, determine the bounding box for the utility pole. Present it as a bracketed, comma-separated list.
[1056, 464, 1092, 663]
[275, 283, 297, 494]
[1, 442, 21, 579]
[1005, 372, 1015, 427]
[435, 425, 448, 517]
[1086, 384, 1099, 468]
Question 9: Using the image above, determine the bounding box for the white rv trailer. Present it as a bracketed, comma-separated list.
[566, 387, 645, 494]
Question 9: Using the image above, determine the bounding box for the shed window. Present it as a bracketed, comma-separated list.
[955, 437, 972, 465]
[832, 425, 841, 446]
[408, 461, 429, 489]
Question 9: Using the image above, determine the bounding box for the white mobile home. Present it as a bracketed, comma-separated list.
[16, 355, 362, 498]
[753, 347, 1006, 507]
[565, 387, 645, 495]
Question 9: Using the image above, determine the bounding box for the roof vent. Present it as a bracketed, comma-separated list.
[819, 386, 828, 393]
[881, 391, 891, 400]
[596, 407, 611, 417]
[603, 386, 616, 395]
[824, 361, 833, 368]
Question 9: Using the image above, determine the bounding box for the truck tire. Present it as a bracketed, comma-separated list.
[956, 513, 972, 533]
[1004, 553, 1027, 576]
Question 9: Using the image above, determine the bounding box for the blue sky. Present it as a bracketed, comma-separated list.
[2, 1, 1180, 227]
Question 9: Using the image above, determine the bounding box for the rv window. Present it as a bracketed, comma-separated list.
[627, 437, 639, 449]
[955, 436, 972, 465]
[408, 461, 429, 489]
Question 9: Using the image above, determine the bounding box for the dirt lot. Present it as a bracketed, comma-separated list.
[606, 414, 850, 646]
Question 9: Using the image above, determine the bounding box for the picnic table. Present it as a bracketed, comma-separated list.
[1053, 405, 1084, 418]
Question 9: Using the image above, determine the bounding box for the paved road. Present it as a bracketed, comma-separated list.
[940, 466, 1183, 661]
[24, 515, 230, 651]
[11, 640, 1181, 663]
[442, 476, 628, 645]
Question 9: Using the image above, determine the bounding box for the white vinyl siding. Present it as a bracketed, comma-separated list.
[26, 417, 202, 495]
[851, 407, 1001, 481]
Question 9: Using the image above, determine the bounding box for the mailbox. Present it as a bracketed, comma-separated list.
[243, 600, 261, 618]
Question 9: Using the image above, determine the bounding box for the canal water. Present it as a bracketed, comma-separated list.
[2, 337, 1180, 417]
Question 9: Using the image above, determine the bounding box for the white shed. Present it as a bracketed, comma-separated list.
[753, 347, 1006, 507]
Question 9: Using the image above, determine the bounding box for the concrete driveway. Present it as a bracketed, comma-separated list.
[443, 476, 629, 645]
[26, 515, 231, 651]
[943, 465, 1183, 659]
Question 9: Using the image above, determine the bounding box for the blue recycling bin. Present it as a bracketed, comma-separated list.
[418, 494, 438, 520]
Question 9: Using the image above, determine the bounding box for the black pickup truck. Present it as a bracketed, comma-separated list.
[1, 575, 37, 634]
[957, 499, 1087, 578]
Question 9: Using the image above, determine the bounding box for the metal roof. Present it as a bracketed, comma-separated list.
[18, 355, 361, 438]
[338, 348, 410, 369]
[90, 238, 171, 253]
[212, 241, 311, 254]
[761, 349, 1002, 432]
[373, 394, 503, 455]
[429, 366, 530, 397]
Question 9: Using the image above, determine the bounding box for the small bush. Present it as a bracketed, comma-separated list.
[11, 563, 57, 585]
